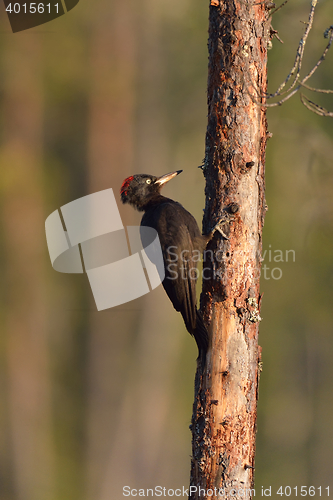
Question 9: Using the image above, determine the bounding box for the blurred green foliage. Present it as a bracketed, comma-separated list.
[0, 0, 332, 499]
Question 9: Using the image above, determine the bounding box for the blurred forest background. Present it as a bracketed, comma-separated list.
[0, 0, 332, 499]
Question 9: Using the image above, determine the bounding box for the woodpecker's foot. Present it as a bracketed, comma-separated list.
[204, 204, 239, 243]
[210, 214, 235, 240]
[213, 218, 231, 239]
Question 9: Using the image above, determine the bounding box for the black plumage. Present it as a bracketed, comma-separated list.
[120, 170, 210, 359]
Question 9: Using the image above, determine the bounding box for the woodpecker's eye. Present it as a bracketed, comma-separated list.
[146, 179, 152, 184]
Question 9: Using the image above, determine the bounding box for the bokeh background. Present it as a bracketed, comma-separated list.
[0, 0, 332, 499]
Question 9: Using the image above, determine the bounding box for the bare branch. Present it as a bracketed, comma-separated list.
[270, 28, 284, 44]
[300, 82, 333, 94]
[270, 0, 318, 98]
[246, 6, 333, 116]
[269, 0, 289, 18]
[301, 26, 333, 85]
[300, 94, 333, 117]
[262, 88, 300, 107]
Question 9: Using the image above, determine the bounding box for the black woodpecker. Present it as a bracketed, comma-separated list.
[120, 170, 224, 362]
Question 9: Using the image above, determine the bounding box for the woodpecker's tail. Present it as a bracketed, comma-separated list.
[193, 309, 209, 368]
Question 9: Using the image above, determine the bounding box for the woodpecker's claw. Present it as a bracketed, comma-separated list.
[214, 222, 230, 240]
[212, 215, 235, 240]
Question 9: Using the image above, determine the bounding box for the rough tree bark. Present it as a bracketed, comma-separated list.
[190, 1, 268, 498]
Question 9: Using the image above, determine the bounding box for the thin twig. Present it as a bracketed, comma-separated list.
[269, 0, 289, 18]
[300, 82, 333, 94]
[301, 27, 333, 85]
[273, 0, 318, 97]
[264, 26, 333, 99]
[246, 1, 333, 116]
[300, 94, 333, 117]
[251, 87, 300, 108]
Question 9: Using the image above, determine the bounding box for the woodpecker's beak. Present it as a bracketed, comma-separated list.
[155, 170, 183, 186]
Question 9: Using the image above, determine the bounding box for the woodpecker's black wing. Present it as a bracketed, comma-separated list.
[141, 199, 208, 355]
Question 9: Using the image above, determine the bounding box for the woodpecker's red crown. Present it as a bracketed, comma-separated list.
[120, 171, 182, 211]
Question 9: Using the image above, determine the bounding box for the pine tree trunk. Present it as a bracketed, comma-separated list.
[190, 1, 268, 498]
